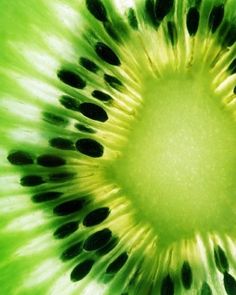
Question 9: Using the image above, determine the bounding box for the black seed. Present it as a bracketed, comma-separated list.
[95, 42, 121, 66]
[103, 21, 121, 42]
[104, 74, 123, 90]
[42, 112, 69, 127]
[57, 69, 86, 89]
[59, 95, 80, 112]
[71, 259, 95, 282]
[83, 207, 110, 227]
[221, 23, 236, 47]
[181, 261, 192, 289]
[75, 123, 95, 133]
[32, 191, 62, 203]
[79, 103, 108, 122]
[234, 86, 236, 95]
[92, 90, 113, 102]
[61, 241, 83, 261]
[7, 151, 34, 165]
[167, 21, 177, 46]
[128, 8, 138, 30]
[155, 0, 174, 22]
[53, 198, 86, 216]
[48, 172, 75, 182]
[201, 282, 212, 295]
[106, 252, 128, 274]
[161, 274, 174, 295]
[186, 7, 200, 36]
[214, 245, 229, 273]
[75, 138, 104, 158]
[97, 236, 119, 256]
[86, 0, 107, 22]
[20, 175, 44, 187]
[37, 154, 65, 167]
[145, 0, 157, 27]
[83, 228, 112, 251]
[53, 221, 79, 239]
[49, 137, 74, 150]
[227, 59, 236, 75]
[208, 4, 224, 33]
[79, 57, 99, 73]
[224, 272, 236, 295]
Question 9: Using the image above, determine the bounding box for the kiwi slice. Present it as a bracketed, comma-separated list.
[1, 0, 236, 294]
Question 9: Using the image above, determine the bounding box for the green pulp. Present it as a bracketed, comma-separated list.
[109, 69, 236, 247]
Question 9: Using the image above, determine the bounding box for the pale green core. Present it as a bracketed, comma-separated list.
[108, 69, 236, 247]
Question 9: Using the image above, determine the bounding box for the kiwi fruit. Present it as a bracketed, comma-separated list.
[1, 0, 236, 294]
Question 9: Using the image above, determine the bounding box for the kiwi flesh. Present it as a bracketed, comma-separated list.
[1, 0, 236, 294]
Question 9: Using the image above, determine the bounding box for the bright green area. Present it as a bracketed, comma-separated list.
[109, 68, 236, 247]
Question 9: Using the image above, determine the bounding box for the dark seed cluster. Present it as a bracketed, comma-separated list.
[6, 0, 236, 291]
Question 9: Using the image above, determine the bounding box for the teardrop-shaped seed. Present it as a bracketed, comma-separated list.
[71, 259, 95, 281]
[79, 103, 108, 122]
[53, 221, 79, 239]
[208, 4, 224, 33]
[181, 261, 192, 289]
[201, 282, 212, 295]
[53, 198, 86, 216]
[95, 42, 121, 66]
[7, 151, 34, 165]
[37, 154, 65, 167]
[83, 207, 110, 227]
[49, 137, 74, 150]
[20, 175, 44, 187]
[214, 245, 229, 273]
[224, 272, 236, 295]
[128, 8, 139, 30]
[76, 138, 104, 158]
[57, 69, 86, 89]
[83, 228, 112, 251]
[59, 95, 80, 112]
[155, 0, 174, 22]
[79, 57, 99, 73]
[161, 274, 174, 295]
[61, 241, 83, 261]
[86, 0, 107, 22]
[92, 90, 113, 102]
[32, 191, 62, 203]
[186, 7, 200, 36]
[106, 252, 128, 274]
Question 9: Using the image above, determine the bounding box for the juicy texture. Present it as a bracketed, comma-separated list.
[1, 0, 236, 295]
